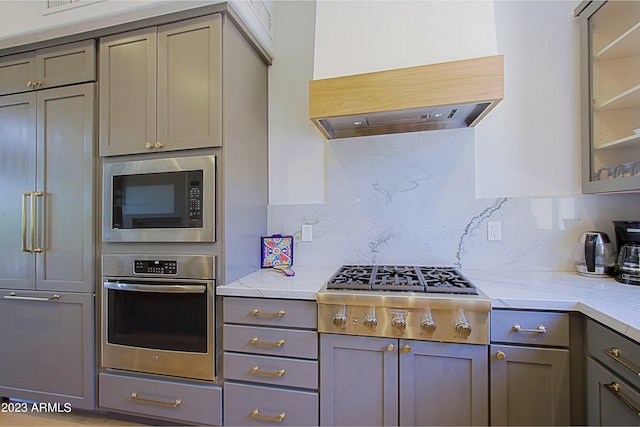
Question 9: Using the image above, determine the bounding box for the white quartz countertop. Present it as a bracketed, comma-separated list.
[218, 266, 640, 342]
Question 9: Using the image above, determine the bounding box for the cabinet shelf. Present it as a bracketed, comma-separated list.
[595, 22, 640, 60]
[595, 133, 640, 150]
[594, 82, 640, 110]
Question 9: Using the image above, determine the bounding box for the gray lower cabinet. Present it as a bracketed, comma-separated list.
[586, 319, 640, 425]
[490, 310, 571, 426]
[222, 297, 319, 426]
[0, 290, 94, 409]
[320, 334, 488, 426]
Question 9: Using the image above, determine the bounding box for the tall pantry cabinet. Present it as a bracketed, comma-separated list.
[0, 41, 95, 410]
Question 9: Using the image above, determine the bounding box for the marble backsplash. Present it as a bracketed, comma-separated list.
[268, 129, 640, 271]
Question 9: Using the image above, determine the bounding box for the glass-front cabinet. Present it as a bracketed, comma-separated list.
[577, 1, 640, 193]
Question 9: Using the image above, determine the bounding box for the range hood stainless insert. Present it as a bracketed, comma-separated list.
[309, 55, 504, 139]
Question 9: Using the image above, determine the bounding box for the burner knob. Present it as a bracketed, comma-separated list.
[420, 318, 436, 334]
[455, 321, 472, 339]
[391, 315, 407, 334]
[363, 314, 378, 330]
[333, 313, 347, 329]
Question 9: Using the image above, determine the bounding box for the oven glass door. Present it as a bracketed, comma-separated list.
[106, 281, 208, 353]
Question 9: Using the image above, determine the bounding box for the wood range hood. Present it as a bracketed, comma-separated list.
[309, 55, 504, 139]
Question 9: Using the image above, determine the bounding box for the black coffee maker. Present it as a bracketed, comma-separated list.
[613, 221, 640, 285]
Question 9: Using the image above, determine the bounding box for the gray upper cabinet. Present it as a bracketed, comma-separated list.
[0, 84, 95, 293]
[577, 1, 640, 193]
[99, 14, 222, 156]
[0, 40, 95, 96]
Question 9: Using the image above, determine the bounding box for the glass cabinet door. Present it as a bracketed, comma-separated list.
[579, 1, 640, 193]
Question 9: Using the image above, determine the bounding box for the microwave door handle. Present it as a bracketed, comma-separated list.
[103, 281, 206, 293]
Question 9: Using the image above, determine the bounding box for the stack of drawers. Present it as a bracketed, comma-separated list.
[222, 297, 319, 426]
[586, 318, 640, 425]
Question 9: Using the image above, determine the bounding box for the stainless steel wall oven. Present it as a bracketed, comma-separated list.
[101, 254, 216, 381]
[102, 155, 216, 242]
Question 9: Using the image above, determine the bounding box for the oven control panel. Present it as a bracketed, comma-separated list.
[134, 260, 177, 275]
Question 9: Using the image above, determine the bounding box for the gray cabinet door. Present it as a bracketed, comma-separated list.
[320, 334, 398, 426]
[100, 15, 222, 156]
[0, 52, 35, 96]
[36, 84, 94, 293]
[400, 340, 488, 426]
[490, 344, 570, 426]
[0, 93, 36, 290]
[157, 14, 221, 150]
[34, 40, 95, 90]
[0, 84, 94, 293]
[587, 357, 640, 426]
[0, 290, 94, 410]
[99, 27, 157, 156]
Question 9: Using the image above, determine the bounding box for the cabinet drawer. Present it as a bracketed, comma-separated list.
[223, 297, 317, 329]
[224, 352, 318, 389]
[98, 372, 222, 425]
[491, 310, 569, 346]
[587, 357, 640, 425]
[587, 319, 640, 390]
[223, 381, 318, 426]
[223, 324, 317, 359]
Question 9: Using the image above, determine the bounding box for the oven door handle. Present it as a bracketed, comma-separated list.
[103, 281, 206, 293]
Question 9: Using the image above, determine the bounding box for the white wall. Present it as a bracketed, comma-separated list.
[475, 0, 581, 198]
[268, 0, 325, 205]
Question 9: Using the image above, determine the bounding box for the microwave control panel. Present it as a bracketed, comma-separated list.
[188, 176, 203, 222]
[134, 260, 177, 275]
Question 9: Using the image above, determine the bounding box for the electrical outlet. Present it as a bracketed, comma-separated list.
[488, 221, 502, 241]
[301, 224, 313, 242]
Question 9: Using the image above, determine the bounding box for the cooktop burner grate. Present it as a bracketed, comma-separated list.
[326, 265, 477, 295]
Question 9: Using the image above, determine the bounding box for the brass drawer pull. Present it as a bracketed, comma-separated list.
[251, 309, 286, 318]
[604, 348, 640, 376]
[512, 324, 547, 333]
[250, 337, 285, 347]
[251, 366, 286, 377]
[129, 392, 182, 408]
[251, 408, 286, 422]
[604, 383, 640, 417]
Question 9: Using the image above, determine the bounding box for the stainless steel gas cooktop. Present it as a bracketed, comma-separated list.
[326, 265, 478, 294]
[317, 265, 490, 345]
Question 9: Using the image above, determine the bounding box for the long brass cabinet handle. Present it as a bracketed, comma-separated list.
[22, 192, 30, 252]
[512, 324, 547, 333]
[129, 392, 182, 408]
[604, 383, 640, 417]
[604, 348, 640, 376]
[251, 366, 286, 377]
[4, 292, 60, 302]
[22, 192, 43, 253]
[251, 408, 286, 422]
[251, 309, 286, 318]
[250, 337, 285, 347]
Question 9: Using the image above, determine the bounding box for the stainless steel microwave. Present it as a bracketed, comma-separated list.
[102, 155, 216, 242]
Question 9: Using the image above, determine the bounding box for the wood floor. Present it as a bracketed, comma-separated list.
[0, 408, 150, 426]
